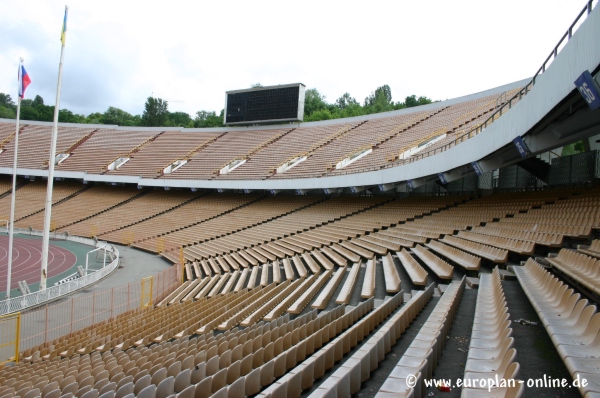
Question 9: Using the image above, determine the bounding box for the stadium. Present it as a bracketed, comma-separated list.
[0, 1, 599, 397]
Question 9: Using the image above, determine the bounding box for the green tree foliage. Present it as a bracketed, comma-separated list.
[364, 85, 394, 113]
[305, 109, 334, 122]
[33, 95, 44, 107]
[0, 94, 16, 119]
[0, 93, 15, 108]
[304, 89, 330, 117]
[20, 104, 40, 121]
[85, 112, 103, 124]
[101, 107, 137, 126]
[141, 97, 169, 127]
[302, 85, 433, 121]
[335, 93, 359, 109]
[0, 106, 16, 119]
[58, 109, 86, 123]
[562, 140, 587, 156]
[402, 95, 432, 108]
[194, 110, 224, 128]
[0, 85, 434, 127]
[168, 111, 193, 127]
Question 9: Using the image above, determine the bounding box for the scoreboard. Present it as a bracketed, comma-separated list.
[224, 83, 305, 125]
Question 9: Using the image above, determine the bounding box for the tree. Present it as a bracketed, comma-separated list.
[102, 107, 136, 126]
[0, 106, 15, 119]
[33, 95, 44, 107]
[303, 88, 329, 118]
[305, 108, 334, 122]
[85, 112, 103, 124]
[141, 97, 169, 127]
[403, 95, 432, 108]
[335, 93, 359, 110]
[251, 83, 263, 88]
[364, 85, 394, 113]
[194, 110, 223, 128]
[0, 93, 15, 109]
[168, 111, 193, 127]
[59, 109, 85, 123]
[20, 105, 40, 121]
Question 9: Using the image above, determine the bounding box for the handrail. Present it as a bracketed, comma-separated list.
[403, 0, 597, 165]
[344, 0, 597, 173]
[0, 228, 119, 316]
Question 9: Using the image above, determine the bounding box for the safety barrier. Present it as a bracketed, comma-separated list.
[0, 265, 179, 363]
[0, 312, 20, 364]
[0, 227, 118, 316]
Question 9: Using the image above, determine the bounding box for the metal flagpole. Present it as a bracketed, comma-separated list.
[6, 59, 25, 299]
[40, 5, 68, 290]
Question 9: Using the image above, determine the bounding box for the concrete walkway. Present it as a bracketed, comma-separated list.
[67, 244, 172, 299]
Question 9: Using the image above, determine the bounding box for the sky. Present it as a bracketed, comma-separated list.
[0, 0, 593, 118]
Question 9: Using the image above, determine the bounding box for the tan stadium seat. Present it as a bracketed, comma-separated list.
[312, 266, 346, 310]
[411, 245, 453, 280]
[361, 259, 377, 298]
[335, 262, 361, 304]
[546, 249, 600, 295]
[382, 253, 401, 293]
[425, 240, 480, 271]
[514, 258, 600, 396]
[396, 249, 427, 286]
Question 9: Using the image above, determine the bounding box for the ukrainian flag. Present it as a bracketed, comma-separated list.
[61, 6, 68, 46]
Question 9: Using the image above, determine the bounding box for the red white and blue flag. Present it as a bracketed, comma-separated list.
[18, 63, 31, 99]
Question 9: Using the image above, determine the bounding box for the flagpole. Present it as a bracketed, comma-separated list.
[40, 5, 68, 290]
[6, 60, 24, 299]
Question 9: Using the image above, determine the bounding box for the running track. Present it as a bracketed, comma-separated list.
[0, 235, 76, 290]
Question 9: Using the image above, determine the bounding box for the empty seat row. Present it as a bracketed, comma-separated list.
[309, 284, 435, 398]
[376, 277, 465, 398]
[577, 239, 600, 258]
[470, 226, 564, 247]
[382, 252, 402, 293]
[513, 259, 600, 397]
[457, 231, 535, 256]
[411, 245, 453, 280]
[361, 259, 377, 299]
[440, 235, 508, 263]
[425, 240, 481, 271]
[396, 249, 428, 286]
[546, 249, 600, 295]
[461, 269, 522, 397]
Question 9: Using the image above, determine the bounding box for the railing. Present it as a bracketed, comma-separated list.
[10, 265, 179, 361]
[403, 0, 597, 165]
[0, 228, 119, 316]
[334, 0, 598, 176]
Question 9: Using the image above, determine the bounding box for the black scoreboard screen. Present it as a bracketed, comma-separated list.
[224, 83, 305, 125]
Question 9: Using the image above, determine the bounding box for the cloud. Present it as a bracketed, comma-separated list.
[0, 0, 590, 118]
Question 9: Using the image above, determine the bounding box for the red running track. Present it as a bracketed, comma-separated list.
[0, 235, 76, 290]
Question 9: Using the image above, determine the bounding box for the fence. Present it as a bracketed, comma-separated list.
[14, 264, 179, 361]
[0, 313, 20, 364]
[0, 227, 118, 316]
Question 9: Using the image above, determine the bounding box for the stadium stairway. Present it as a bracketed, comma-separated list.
[100, 131, 166, 176]
[51, 129, 99, 169]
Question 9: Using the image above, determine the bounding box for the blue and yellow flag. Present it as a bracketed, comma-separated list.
[61, 6, 68, 46]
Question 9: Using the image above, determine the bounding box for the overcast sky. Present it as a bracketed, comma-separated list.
[0, 0, 592, 118]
